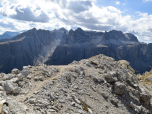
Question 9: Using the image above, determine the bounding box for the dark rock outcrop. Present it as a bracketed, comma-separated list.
[0, 28, 66, 73]
[46, 28, 152, 73]
[0, 27, 151, 74]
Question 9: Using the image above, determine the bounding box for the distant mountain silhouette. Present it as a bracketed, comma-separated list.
[0, 30, 27, 40]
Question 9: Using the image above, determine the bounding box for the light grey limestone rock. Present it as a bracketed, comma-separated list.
[10, 78, 18, 83]
[0, 81, 5, 86]
[3, 74, 15, 81]
[18, 73, 25, 81]
[140, 91, 151, 105]
[11, 68, 20, 74]
[3, 81, 14, 94]
[12, 87, 21, 94]
[21, 69, 30, 77]
[103, 71, 117, 83]
[0, 100, 6, 113]
[18, 82, 24, 87]
[0, 86, 4, 91]
[114, 82, 126, 95]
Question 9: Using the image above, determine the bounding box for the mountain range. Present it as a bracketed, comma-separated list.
[45, 28, 152, 73]
[0, 30, 27, 40]
[0, 27, 151, 73]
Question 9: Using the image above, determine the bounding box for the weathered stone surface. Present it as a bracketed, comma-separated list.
[0, 81, 4, 86]
[0, 86, 4, 91]
[0, 100, 6, 113]
[3, 74, 15, 81]
[140, 89, 151, 105]
[18, 73, 25, 81]
[0, 54, 152, 114]
[118, 60, 130, 69]
[150, 98, 152, 107]
[3, 81, 14, 93]
[10, 78, 18, 83]
[103, 71, 117, 83]
[21, 69, 30, 77]
[11, 68, 20, 74]
[114, 82, 126, 95]
[12, 87, 21, 94]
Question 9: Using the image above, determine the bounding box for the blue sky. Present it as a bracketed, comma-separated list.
[0, 0, 152, 43]
[96, 0, 152, 15]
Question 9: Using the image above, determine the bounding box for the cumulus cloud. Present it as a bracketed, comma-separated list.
[115, 1, 120, 5]
[0, 21, 15, 29]
[67, 1, 92, 13]
[0, 0, 151, 42]
[143, 0, 152, 2]
[10, 6, 50, 23]
[0, 0, 50, 23]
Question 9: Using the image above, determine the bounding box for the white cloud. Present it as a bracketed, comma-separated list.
[115, 1, 120, 5]
[0, 0, 151, 42]
[143, 0, 152, 2]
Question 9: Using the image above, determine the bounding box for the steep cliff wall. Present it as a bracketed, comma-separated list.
[46, 28, 152, 73]
[0, 28, 65, 73]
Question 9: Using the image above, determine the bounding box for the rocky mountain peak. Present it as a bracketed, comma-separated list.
[69, 29, 74, 34]
[75, 27, 84, 32]
[0, 54, 152, 113]
[32, 27, 37, 31]
[124, 33, 139, 42]
[61, 27, 88, 44]
[0, 28, 65, 73]
[58, 27, 67, 33]
[103, 30, 126, 41]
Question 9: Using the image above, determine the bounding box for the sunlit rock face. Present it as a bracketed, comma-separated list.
[0, 54, 152, 114]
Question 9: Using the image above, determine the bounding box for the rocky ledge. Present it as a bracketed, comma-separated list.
[0, 54, 152, 114]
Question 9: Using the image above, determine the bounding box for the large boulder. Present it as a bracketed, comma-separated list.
[18, 73, 25, 81]
[3, 74, 15, 81]
[118, 60, 130, 69]
[139, 87, 151, 105]
[118, 60, 135, 73]
[3, 81, 14, 94]
[3, 81, 21, 94]
[11, 68, 20, 74]
[21, 69, 30, 77]
[12, 87, 21, 94]
[103, 71, 117, 83]
[114, 82, 126, 95]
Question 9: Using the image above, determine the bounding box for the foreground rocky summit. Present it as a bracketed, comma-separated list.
[0, 54, 152, 114]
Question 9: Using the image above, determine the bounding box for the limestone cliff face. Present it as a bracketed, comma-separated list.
[115, 44, 151, 73]
[0, 28, 65, 73]
[0, 27, 151, 74]
[46, 28, 152, 73]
